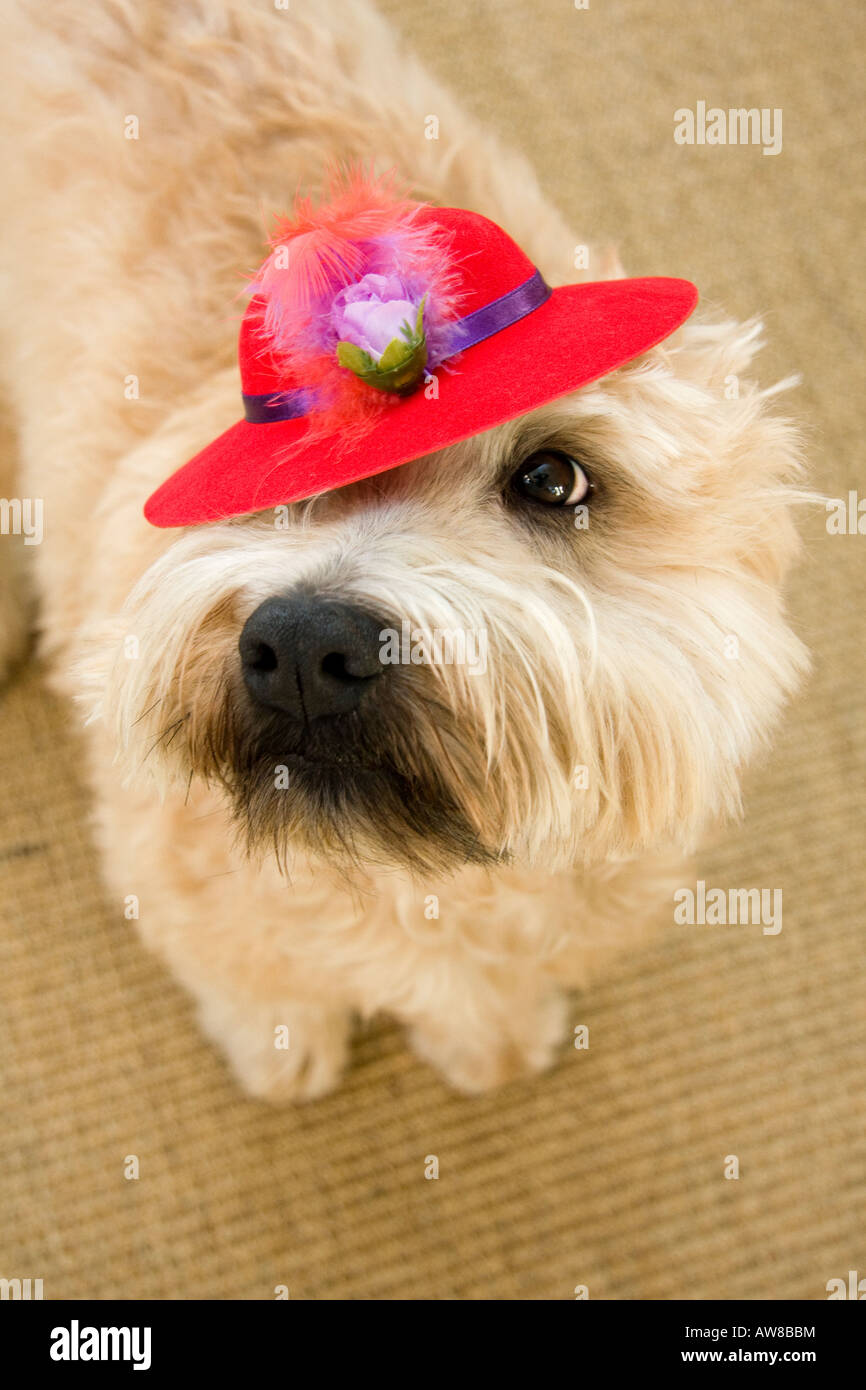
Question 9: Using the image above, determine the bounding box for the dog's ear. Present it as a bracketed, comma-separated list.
[672, 316, 808, 591]
[743, 500, 803, 590]
[673, 315, 771, 392]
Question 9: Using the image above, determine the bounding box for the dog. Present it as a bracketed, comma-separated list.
[0, 0, 808, 1100]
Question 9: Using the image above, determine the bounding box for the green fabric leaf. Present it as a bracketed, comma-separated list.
[365, 337, 428, 394]
[377, 335, 414, 372]
[336, 341, 375, 373]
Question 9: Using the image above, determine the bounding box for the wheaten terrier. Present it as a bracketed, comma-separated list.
[0, 0, 808, 1099]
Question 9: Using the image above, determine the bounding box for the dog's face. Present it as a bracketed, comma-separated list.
[100, 318, 808, 876]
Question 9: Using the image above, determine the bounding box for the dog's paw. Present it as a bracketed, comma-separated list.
[196, 995, 351, 1103]
[408, 989, 569, 1095]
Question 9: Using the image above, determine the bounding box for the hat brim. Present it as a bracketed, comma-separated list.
[144, 276, 697, 527]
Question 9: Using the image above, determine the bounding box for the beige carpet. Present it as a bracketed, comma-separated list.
[1, 0, 863, 1300]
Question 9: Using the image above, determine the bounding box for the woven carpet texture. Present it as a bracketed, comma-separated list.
[0, 0, 863, 1299]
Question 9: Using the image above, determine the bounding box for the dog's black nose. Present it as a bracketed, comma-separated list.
[239, 596, 385, 721]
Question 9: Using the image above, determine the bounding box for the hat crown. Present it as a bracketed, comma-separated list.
[413, 206, 537, 313]
[239, 207, 535, 396]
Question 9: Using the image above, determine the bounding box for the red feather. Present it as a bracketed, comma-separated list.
[245, 167, 464, 448]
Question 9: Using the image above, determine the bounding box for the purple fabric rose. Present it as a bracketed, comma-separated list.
[331, 274, 420, 362]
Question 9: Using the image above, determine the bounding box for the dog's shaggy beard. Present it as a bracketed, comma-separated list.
[203, 663, 499, 873]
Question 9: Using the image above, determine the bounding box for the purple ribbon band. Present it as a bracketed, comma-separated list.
[242, 267, 551, 424]
[242, 386, 316, 424]
[454, 267, 551, 352]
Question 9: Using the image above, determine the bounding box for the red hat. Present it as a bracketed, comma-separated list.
[144, 173, 697, 528]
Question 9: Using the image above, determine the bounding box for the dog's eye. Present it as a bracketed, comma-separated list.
[511, 451, 591, 507]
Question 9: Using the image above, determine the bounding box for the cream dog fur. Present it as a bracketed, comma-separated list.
[0, 0, 808, 1099]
